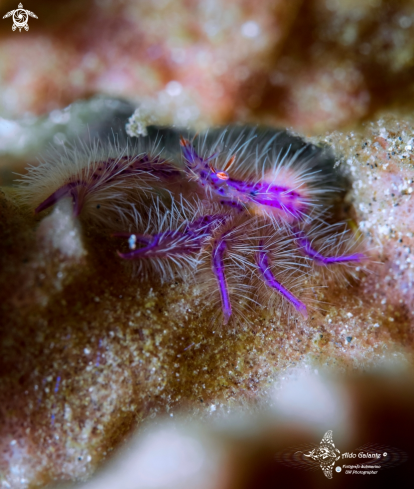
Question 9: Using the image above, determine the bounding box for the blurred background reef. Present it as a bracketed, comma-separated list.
[2, 1, 414, 488]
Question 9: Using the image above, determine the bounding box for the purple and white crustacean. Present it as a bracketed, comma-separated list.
[18, 137, 181, 227]
[175, 133, 365, 323]
[20, 127, 365, 325]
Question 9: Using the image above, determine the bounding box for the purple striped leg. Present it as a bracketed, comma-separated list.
[212, 234, 232, 325]
[294, 229, 365, 265]
[256, 242, 308, 318]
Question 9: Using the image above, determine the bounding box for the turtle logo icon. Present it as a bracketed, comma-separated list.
[3, 3, 38, 32]
[303, 430, 341, 479]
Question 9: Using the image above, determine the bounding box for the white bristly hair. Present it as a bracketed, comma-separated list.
[17, 135, 180, 228]
[16, 125, 366, 328]
[113, 196, 225, 284]
[185, 126, 338, 222]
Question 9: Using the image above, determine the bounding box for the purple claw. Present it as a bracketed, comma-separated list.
[35, 181, 85, 215]
[116, 213, 227, 260]
[117, 230, 201, 260]
[294, 229, 365, 265]
[112, 232, 152, 245]
[35, 154, 179, 217]
[35, 187, 71, 214]
[256, 242, 307, 318]
[212, 234, 232, 325]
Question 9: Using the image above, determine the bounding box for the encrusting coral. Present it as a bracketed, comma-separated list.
[1, 116, 414, 488]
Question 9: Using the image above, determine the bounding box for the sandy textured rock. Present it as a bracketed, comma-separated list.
[1, 115, 414, 487]
[320, 115, 414, 321]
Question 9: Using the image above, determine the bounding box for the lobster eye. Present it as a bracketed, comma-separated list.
[216, 171, 229, 180]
